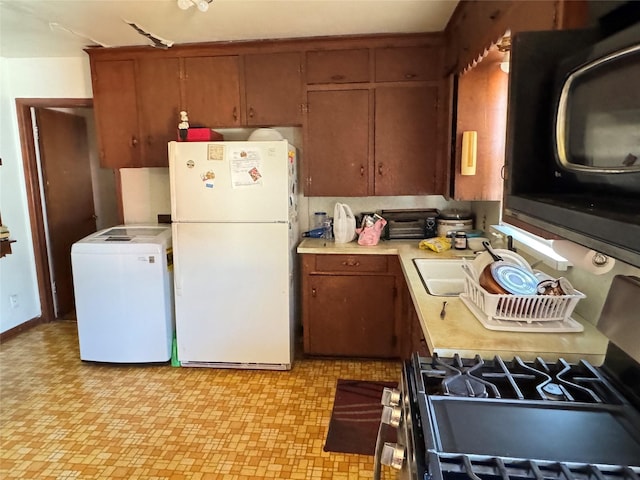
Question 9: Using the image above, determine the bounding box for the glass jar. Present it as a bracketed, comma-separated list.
[454, 231, 468, 250]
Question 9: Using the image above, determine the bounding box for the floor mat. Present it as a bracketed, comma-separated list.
[324, 379, 398, 456]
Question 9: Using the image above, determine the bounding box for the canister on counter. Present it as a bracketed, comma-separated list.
[436, 209, 474, 237]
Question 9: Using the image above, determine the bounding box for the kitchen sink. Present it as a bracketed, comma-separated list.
[413, 258, 466, 296]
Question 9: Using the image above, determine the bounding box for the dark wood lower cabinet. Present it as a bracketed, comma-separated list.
[406, 302, 431, 358]
[301, 254, 404, 358]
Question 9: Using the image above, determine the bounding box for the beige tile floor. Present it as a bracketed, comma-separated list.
[0, 321, 401, 479]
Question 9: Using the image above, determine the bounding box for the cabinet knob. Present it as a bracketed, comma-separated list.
[130, 136, 138, 147]
[378, 163, 384, 176]
[233, 107, 238, 121]
[360, 165, 365, 177]
[249, 107, 255, 118]
[311, 287, 317, 297]
[342, 259, 360, 267]
[404, 73, 417, 79]
[331, 74, 346, 81]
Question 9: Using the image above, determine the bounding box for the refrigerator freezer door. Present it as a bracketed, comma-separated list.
[169, 140, 293, 223]
[173, 222, 293, 368]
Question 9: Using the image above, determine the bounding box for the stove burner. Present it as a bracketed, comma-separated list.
[429, 354, 494, 398]
[541, 382, 566, 400]
[443, 375, 488, 397]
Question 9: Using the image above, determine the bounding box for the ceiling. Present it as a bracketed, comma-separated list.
[0, 0, 460, 58]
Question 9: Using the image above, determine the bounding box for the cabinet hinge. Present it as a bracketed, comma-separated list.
[300, 103, 309, 113]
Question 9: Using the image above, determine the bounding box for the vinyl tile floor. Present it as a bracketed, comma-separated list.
[0, 321, 402, 479]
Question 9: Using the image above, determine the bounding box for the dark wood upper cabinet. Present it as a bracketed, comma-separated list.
[374, 85, 439, 196]
[243, 52, 303, 126]
[303, 41, 447, 197]
[305, 89, 370, 196]
[305, 49, 370, 84]
[91, 59, 140, 168]
[136, 57, 182, 166]
[91, 57, 181, 168]
[375, 46, 440, 82]
[88, 33, 447, 173]
[182, 55, 242, 128]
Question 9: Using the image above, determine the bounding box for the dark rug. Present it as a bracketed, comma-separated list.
[324, 379, 398, 456]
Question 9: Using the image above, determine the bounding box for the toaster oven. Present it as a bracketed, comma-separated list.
[381, 209, 439, 240]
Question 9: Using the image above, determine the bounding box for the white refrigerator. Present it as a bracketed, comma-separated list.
[168, 140, 299, 370]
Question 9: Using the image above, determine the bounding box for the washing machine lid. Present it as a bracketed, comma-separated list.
[72, 224, 171, 253]
[97, 226, 168, 242]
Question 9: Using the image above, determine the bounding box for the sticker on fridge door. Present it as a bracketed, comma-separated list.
[229, 147, 263, 188]
[207, 144, 224, 161]
[200, 170, 216, 188]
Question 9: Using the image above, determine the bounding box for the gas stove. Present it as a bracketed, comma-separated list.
[374, 276, 640, 480]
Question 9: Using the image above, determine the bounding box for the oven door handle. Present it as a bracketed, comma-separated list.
[372, 421, 389, 480]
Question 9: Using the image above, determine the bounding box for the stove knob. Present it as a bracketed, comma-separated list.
[381, 405, 402, 428]
[381, 387, 401, 407]
[380, 442, 405, 470]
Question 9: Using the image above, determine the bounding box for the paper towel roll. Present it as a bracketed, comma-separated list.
[552, 240, 615, 275]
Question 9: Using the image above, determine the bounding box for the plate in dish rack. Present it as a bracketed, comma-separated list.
[459, 294, 584, 333]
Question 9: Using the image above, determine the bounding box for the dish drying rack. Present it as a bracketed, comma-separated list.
[460, 263, 585, 333]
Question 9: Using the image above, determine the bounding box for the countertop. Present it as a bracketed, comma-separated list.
[297, 238, 609, 365]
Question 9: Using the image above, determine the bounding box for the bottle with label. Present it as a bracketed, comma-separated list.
[454, 231, 468, 250]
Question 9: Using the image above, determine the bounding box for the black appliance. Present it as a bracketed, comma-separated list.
[374, 275, 640, 480]
[504, 4, 640, 268]
[381, 209, 439, 240]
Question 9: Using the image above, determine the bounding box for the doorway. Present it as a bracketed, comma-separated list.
[15, 98, 121, 322]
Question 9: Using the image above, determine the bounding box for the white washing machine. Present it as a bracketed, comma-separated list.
[71, 224, 174, 363]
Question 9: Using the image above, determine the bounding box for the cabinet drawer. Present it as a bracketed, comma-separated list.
[306, 49, 370, 84]
[315, 254, 388, 273]
[375, 46, 438, 82]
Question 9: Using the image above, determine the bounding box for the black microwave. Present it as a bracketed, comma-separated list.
[504, 4, 640, 268]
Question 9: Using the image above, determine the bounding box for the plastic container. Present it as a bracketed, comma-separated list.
[311, 211, 327, 229]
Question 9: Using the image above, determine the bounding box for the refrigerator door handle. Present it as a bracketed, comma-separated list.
[172, 226, 182, 297]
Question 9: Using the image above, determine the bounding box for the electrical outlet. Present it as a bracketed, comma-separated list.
[9, 294, 19, 309]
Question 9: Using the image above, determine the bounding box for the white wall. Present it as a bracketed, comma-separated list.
[0, 56, 93, 333]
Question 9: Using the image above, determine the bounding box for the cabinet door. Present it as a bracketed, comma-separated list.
[306, 49, 370, 84]
[305, 89, 370, 196]
[306, 274, 397, 358]
[375, 46, 440, 82]
[453, 49, 507, 200]
[91, 59, 140, 168]
[244, 52, 302, 126]
[137, 57, 182, 167]
[183, 56, 241, 127]
[374, 85, 439, 195]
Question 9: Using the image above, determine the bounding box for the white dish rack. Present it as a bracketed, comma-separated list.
[460, 263, 585, 332]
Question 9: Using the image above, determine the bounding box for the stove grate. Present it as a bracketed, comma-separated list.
[430, 453, 640, 480]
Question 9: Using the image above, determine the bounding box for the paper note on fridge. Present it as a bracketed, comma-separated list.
[229, 147, 264, 188]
